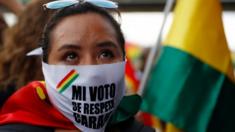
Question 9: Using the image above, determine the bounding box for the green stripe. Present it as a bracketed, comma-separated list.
[207, 77, 235, 132]
[141, 46, 235, 132]
[59, 74, 79, 93]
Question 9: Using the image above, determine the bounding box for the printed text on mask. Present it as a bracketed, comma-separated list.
[71, 83, 116, 129]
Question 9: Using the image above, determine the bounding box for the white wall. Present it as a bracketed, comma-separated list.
[3, 11, 235, 52]
[121, 11, 235, 52]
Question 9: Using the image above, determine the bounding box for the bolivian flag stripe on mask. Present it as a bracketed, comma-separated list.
[57, 69, 79, 93]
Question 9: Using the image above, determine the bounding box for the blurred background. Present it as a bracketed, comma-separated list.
[0, 0, 235, 131]
[1, 0, 235, 73]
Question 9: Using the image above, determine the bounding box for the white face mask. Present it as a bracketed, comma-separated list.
[42, 61, 126, 132]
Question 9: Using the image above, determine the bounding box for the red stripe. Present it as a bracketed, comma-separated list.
[56, 70, 76, 89]
[141, 112, 154, 126]
[125, 59, 140, 92]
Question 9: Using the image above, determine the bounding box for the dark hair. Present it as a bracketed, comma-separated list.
[40, 3, 125, 62]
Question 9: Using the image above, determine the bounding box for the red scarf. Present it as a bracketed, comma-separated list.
[0, 81, 76, 129]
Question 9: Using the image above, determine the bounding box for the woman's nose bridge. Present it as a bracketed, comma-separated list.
[79, 53, 97, 65]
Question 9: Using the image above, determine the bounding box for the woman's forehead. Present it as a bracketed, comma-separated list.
[50, 12, 119, 48]
[53, 13, 116, 36]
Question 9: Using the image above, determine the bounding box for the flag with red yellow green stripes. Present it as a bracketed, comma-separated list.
[141, 0, 235, 131]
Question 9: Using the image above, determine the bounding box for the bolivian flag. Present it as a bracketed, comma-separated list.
[125, 59, 140, 94]
[56, 69, 79, 93]
[141, 0, 235, 132]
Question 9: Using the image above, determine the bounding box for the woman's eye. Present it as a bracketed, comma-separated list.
[99, 50, 114, 59]
[65, 52, 78, 62]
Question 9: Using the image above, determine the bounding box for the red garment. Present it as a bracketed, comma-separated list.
[0, 81, 76, 129]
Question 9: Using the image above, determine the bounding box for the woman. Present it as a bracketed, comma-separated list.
[0, 1, 154, 132]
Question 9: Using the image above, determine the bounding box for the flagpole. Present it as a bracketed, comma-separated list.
[138, 0, 175, 96]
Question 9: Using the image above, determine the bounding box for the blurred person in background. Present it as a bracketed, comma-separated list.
[0, 13, 7, 48]
[0, 0, 24, 16]
[0, 0, 54, 107]
[0, 0, 24, 48]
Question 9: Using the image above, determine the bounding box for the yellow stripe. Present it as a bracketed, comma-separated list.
[164, 0, 234, 81]
[125, 75, 137, 94]
[151, 116, 164, 131]
[36, 86, 46, 100]
[39, 81, 45, 84]
[150, 116, 183, 132]
[165, 123, 183, 132]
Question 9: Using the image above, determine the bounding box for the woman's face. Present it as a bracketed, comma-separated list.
[48, 12, 123, 65]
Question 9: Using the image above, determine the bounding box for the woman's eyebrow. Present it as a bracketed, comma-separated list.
[58, 44, 81, 51]
[96, 41, 119, 49]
